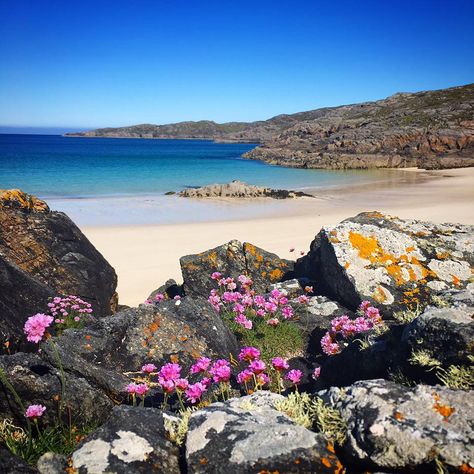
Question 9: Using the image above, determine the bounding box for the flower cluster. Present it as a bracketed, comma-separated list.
[208, 273, 305, 329]
[24, 314, 54, 344]
[320, 301, 383, 355]
[25, 404, 46, 420]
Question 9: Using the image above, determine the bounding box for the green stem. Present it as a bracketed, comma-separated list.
[176, 391, 185, 411]
[49, 340, 66, 420]
[276, 371, 281, 394]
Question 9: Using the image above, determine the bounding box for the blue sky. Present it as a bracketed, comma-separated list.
[1, 0, 473, 131]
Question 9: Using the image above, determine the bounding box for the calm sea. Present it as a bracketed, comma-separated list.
[0, 134, 408, 225]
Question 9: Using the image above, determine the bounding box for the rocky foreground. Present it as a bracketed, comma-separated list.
[0, 190, 473, 473]
[67, 83, 474, 170]
[178, 180, 313, 199]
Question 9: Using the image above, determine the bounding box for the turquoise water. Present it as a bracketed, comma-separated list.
[0, 134, 409, 226]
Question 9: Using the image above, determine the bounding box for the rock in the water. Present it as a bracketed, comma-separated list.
[319, 379, 474, 472]
[180, 240, 294, 297]
[186, 391, 343, 473]
[43, 297, 239, 398]
[296, 211, 474, 314]
[70, 405, 180, 473]
[0, 447, 37, 473]
[179, 180, 313, 199]
[0, 353, 113, 426]
[0, 189, 118, 340]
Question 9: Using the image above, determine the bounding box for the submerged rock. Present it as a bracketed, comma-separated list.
[70, 406, 180, 473]
[179, 180, 313, 199]
[0, 189, 118, 341]
[296, 211, 474, 314]
[180, 240, 294, 297]
[42, 297, 239, 398]
[319, 379, 474, 472]
[186, 392, 342, 473]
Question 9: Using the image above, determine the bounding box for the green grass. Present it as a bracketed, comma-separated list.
[221, 311, 304, 361]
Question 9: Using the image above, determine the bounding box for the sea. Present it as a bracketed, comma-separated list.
[0, 134, 412, 226]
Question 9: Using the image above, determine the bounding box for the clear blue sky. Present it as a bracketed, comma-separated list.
[1, 0, 473, 131]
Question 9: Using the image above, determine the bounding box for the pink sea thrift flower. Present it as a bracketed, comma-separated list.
[174, 378, 189, 391]
[271, 357, 289, 371]
[209, 359, 231, 383]
[238, 275, 253, 287]
[321, 332, 341, 355]
[264, 302, 278, 313]
[266, 318, 279, 326]
[234, 314, 252, 329]
[298, 295, 309, 305]
[158, 377, 175, 393]
[249, 359, 266, 374]
[256, 309, 266, 317]
[286, 369, 303, 385]
[74, 316, 80, 322]
[24, 314, 54, 343]
[159, 363, 181, 381]
[155, 293, 165, 302]
[134, 383, 149, 396]
[190, 357, 211, 374]
[25, 404, 46, 420]
[126, 382, 140, 394]
[238, 346, 261, 362]
[282, 306, 294, 319]
[211, 272, 222, 280]
[254, 295, 266, 307]
[185, 382, 206, 404]
[365, 306, 382, 324]
[256, 372, 270, 386]
[200, 377, 212, 389]
[141, 363, 157, 374]
[312, 367, 321, 379]
[359, 300, 372, 312]
[237, 369, 253, 384]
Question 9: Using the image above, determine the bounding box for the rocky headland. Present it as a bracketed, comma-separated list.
[1, 190, 473, 473]
[67, 83, 474, 170]
[178, 180, 313, 199]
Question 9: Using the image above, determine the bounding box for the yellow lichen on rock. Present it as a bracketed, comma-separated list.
[0, 189, 49, 212]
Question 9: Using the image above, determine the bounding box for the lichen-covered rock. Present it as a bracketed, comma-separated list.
[402, 297, 474, 367]
[296, 212, 474, 314]
[70, 405, 180, 473]
[0, 447, 37, 473]
[180, 240, 294, 297]
[319, 379, 474, 472]
[0, 189, 118, 340]
[0, 353, 112, 426]
[37, 452, 67, 474]
[43, 297, 239, 398]
[186, 391, 343, 473]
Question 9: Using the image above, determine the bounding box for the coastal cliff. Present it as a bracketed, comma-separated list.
[67, 83, 474, 169]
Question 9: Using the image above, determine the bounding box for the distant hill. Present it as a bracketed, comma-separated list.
[66, 83, 474, 169]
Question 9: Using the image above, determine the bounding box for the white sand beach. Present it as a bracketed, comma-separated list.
[82, 168, 474, 306]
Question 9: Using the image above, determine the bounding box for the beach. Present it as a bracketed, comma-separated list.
[82, 167, 474, 307]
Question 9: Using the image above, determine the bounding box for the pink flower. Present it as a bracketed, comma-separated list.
[126, 382, 141, 394]
[227, 281, 237, 291]
[256, 309, 267, 318]
[209, 359, 231, 383]
[312, 367, 321, 379]
[174, 378, 189, 391]
[298, 295, 309, 305]
[159, 363, 181, 381]
[289, 247, 295, 252]
[279, 297, 289, 305]
[158, 377, 175, 393]
[200, 377, 212, 389]
[238, 275, 253, 287]
[266, 318, 279, 326]
[237, 369, 254, 384]
[141, 363, 157, 374]
[185, 382, 206, 404]
[256, 372, 270, 386]
[238, 346, 261, 362]
[25, 404, 46, 420]
[24, 314, 54, 343]
[271, 357, 289, 371]
[281, 306, 294, 319]
[190, 357, 211, 374]
[270, 289, 282, 299]
[233, 303, 245, 314]
[359, 300, 372, 312]
[365, 306, 382, 324]
[321, 332, 341, 355]
[331, 315, 350, 333]
[249, 359, 266, 374]
[234, 314, 253, 329]
[211, 272, 222, 280]
[74, 316, 80, 322]
[353, 316, 372, 333]
[254, 295, 266, 307]
[264, 302, 278, 313]
[155, 293, 165, 302]
[286, 369, 303, 385]
[134, 383, 149, 396]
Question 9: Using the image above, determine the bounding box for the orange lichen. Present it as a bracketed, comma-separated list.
[372, 286, 387, 303]
[348, 232, 380, 260]
[394, 411, 404, 421]
[459, 463, 474, 474]
[170, 354, 180, 363]
[365, 211, 386, 219]
[433, 393, 455, 420]
[436, 250, 450, 260]
[207, 251, 218, 266]
[452, 275, 461, 286]
[344, 262, 350, 269]
[321, 458, 332, 468]
[269, 268, 283, 281]
[405, 246, 415, 252]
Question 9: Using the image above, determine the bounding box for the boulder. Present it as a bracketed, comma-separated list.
[0, 353, 112, 426]
[70, 405, 180, 473]
[0, 189, 118, 340]
[186, 391, 343, 473]
[42, 297, 239, 398]
[180, 240, 294, 297]
[295, 212, 474, 314]
[0, 447, 37, 473]
[319, 379, 474, 472]
[37, 453, 67, 474]
[147, 278, 184, 302]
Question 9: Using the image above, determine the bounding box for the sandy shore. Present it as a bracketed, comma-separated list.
[83, 168, 474, 306]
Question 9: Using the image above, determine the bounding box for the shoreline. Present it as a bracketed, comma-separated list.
[81, 167, 474, 306]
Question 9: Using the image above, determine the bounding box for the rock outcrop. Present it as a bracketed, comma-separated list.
[319, 379, 474, 472]
[186, 392, 342, 473]
[179, 180, 313, 199]
[180, 240, 295, 297]
[295, 211, 474, 315]
[0, 189, 118, 341]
